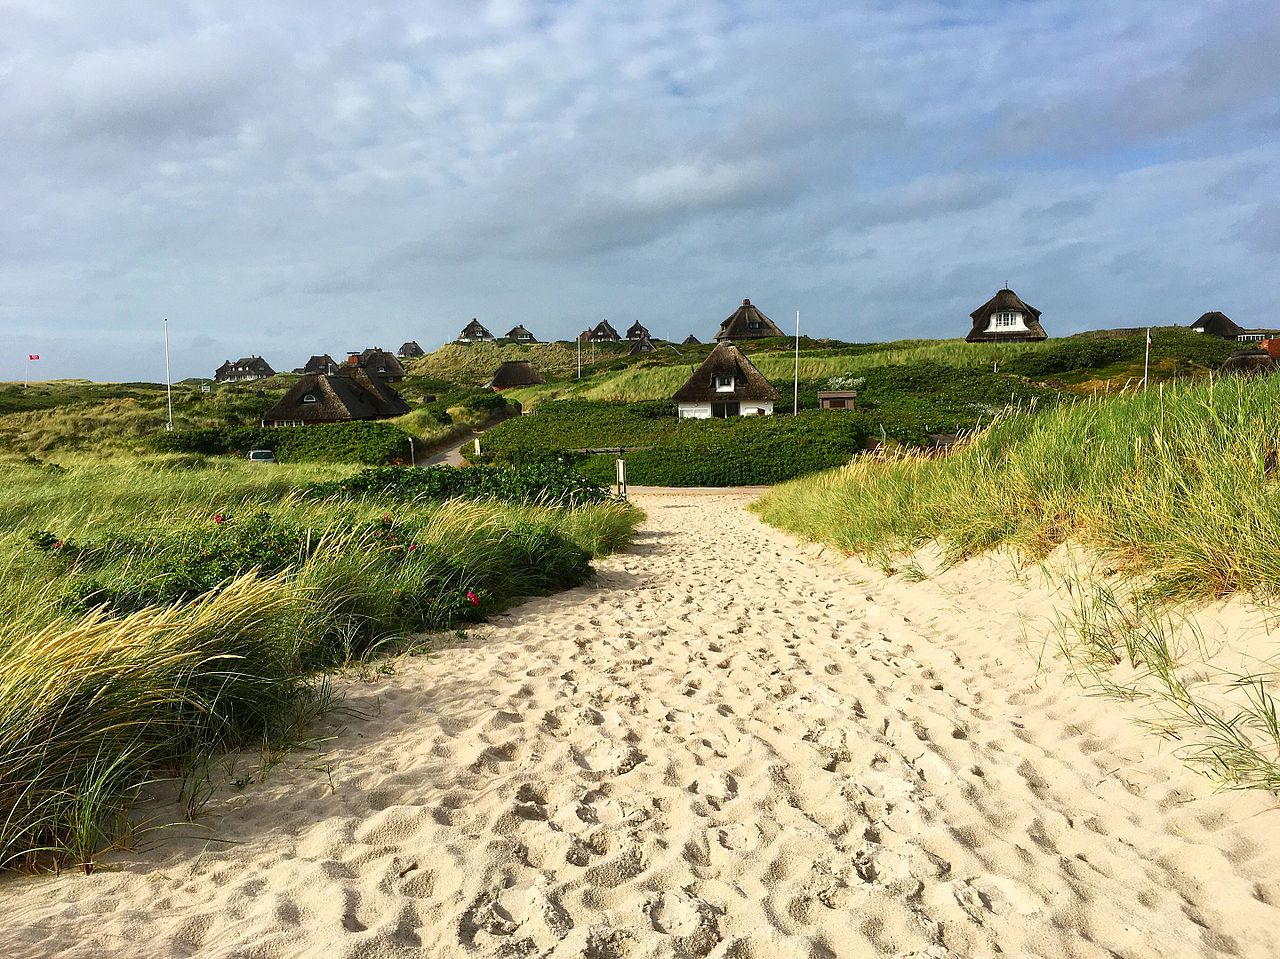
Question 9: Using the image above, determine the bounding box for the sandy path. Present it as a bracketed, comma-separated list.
[6, 492, 1280, 958]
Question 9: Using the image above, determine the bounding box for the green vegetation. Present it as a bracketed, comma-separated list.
[755, 374, 1280, 597]
[307, 462, 613, 508]
[0, 459, 638, 868]
[151, 421, 416, 465]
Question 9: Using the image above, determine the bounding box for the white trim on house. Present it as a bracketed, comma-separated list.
[985, 310, 1028, 333]
[677, 400, 774, 419]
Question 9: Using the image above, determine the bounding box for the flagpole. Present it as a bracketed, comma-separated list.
[164, 317, 174, 431]
[24, 355, 29, 389]
[1143, 327, 1150, 390]
[793, 309, 800, 416]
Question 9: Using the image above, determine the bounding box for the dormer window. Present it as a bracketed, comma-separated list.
[993, 311, 1022, 329]
[714, 374, 735, 392]
[302, 394, 318, 404]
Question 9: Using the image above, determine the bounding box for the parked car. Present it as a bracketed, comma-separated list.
[247, 449, 277, 463]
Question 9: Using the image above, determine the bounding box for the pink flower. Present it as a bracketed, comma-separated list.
[213, 514, 224, 525]
[467, 590, 479, 607]
[408, 544, 418, 552]
[53, 540, 63, 550]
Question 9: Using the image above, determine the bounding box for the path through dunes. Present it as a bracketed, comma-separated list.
[6, 492, 1280, 958]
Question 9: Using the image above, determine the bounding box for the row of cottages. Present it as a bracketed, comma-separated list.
[296, 348, 406, 381]
[675, 342, 779, 419]
[456, 319, 540, 343]
[214, 356, 276, 382]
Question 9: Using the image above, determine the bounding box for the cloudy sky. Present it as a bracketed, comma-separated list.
[2, 1, 1278, 381]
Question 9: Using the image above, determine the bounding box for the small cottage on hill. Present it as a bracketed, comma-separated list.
[628, 335, 657, 356]
[715, 299, 785, 341]
[682, 334, 702, 345]
[458, 319, 495, 343]
[263, 367, 410, 426]
[504, 325, 538, 343]
[296, 354, 339, 375]
[674, 341, 779, 418]
[626, 321, 650, 341]
[214, 356, 276, 382]
[490, 360, 545, 389]
[397, 341, 425, 358]
[1190, 311, 1277, 343]
[965, 288, 1047, 343]
[580, 320, 621, 343]
[350, 348, 406, 382]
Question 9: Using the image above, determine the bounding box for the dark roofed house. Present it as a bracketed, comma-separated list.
[350, 348, 406, 382]
[1191, 311, 1278, 343]
[628, 335, 657, 356]
[580, 320, 621, 343]
[626, 321, 650, 341]
[296, 354, 339, 375]
[682, 334, 702, 346]
[397, 341, 425, 358]
[458, 319, 495, 343]
[674, 341, 779, 418]
[214, 356, 276, 382]
[263, 367, 410, 426]
[504, 325, 538, 343]
[490, 360, 545, 390]
[965, 288, 1047, 343]
[715, 299, 785, 341]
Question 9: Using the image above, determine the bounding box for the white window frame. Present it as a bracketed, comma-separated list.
[714, 374, 735, 392]
[992, 311, 1022, 329]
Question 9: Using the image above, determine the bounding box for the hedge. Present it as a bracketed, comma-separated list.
[150, 421, 413, 464]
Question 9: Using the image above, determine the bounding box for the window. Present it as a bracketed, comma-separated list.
[747, 319, 762, 331]
[302, 394, 318, 404]
[711, 401, 740, 418]
[714, 374, 735, 392]
[826, 398, 845, 408]
[992, 311, 1022, 329]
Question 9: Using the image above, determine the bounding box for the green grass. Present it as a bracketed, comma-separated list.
[0, 459, 640, 869]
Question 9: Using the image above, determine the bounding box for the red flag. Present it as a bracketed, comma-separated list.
[27, 354, 39, 361]
[1146, 330, 1152, 348]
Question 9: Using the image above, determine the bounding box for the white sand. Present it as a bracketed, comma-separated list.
[5, 491, 1280, 958]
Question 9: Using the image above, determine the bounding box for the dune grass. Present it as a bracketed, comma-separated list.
[0, 460, 640, 869]
[754, 374, 1280, 598]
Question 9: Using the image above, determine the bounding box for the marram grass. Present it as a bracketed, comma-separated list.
[755, 374, 1280, 599]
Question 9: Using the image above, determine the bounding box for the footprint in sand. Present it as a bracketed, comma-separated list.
[572, 741, 644, 778]
[647, 891, 721, 957]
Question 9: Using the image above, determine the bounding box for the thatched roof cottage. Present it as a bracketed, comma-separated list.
[1191, 311, 1278, 343]
[458, 319, 495, 343]
[296, 354, 339, 375]
[715, 299, 784, 341]
[682, 334, 701, 346]
[580, 320, 621, 343]
[1220, 349, 1277, 377]
[628, 335, 657, 356]
[350, 348, 406, 382]
[397, 341, 425, 358]
[965, 288, 1047, 343]
[626, 321, 650, 341]
[504, 325, 538, 343]
[263, 367, 410, 426]
[490, 360, 545, 390]
[674, 341, 779, 418]
[214, 356, 276, 382]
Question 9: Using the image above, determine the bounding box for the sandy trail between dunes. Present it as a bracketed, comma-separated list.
[6, 492, 1280, 959]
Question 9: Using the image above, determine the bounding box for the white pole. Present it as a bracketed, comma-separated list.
[1143, 328, 1151, 390]
[24, 355, 29, 389]
[408, 437, 415, 466]
[164, 318, 174, 431]
[793, 309, 800, 416]
[577, 335, 582, 379]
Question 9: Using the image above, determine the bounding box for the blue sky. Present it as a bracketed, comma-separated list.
[2, 0, 1277, 381]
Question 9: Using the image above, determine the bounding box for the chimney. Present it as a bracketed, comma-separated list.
[742, 298, 751, 306]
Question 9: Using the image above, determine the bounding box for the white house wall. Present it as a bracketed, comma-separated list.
[677, 401, 774, 419]
[983, 315, 1030, 334]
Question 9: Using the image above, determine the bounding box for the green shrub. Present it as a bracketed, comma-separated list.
[306, 463, 611, 507]
[151, 421, 414, 464]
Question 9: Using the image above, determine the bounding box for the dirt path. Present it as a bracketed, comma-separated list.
[6, 492, 1280, 958]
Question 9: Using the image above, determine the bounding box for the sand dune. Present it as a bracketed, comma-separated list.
[5, 491, 1280, 958]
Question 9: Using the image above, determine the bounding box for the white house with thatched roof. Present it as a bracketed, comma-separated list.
[674, 341, 779, 418]
[458, 319, 495, 343]
[715, 299, 785, 341]
[966, 288, 1047, 342]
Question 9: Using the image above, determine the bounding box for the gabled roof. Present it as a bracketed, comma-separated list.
[582, 320, 620, 342]
[682, 334, 701, 345]
[300, 354, 339, 375]
[504, 325, 538, 341]
[352, 348, 406, 380]
[215, 356, 276, 379]
[490, 360, 545, 388]
[966, 289, 1047, 342]
[628, 335, 657, 355]
[673, 341, 780, 403]
[715, 299, 785, 341]
[626, 321, 650, 339]
[263, 367, 410, 423]
[458, 318, 495, 340]
[1190, 311, 1244, 339]
[397, 341, 424, 358]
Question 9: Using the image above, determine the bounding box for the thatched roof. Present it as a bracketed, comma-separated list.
[674, 341, 779, 403]
[352, 348, 406, 381]
[1220, 349, 1277, 377]
[298, 354, 339, 375]
[966, 289, 1047, 342]
[1190, 311, 1244, 339]
[715, 299, 785, 341]
[458, 318, 495, 341]
[682, 334, 701, 345]
[626, 321, 650, 340]
[581, 320, 621, 342]
[263, 367, 410, 423]
[504, 325, 538, 342]
[490, 360, 545, 389]
[397, 341, 424, 358]
[214, 356, 276, 381]
[628, 335, 657, 355]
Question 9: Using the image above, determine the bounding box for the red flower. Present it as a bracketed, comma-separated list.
[467, 590, 479, 607]
[53, 541, 63, 550]
[213, 514, 224, 525]
[408, 544, 418, 551]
